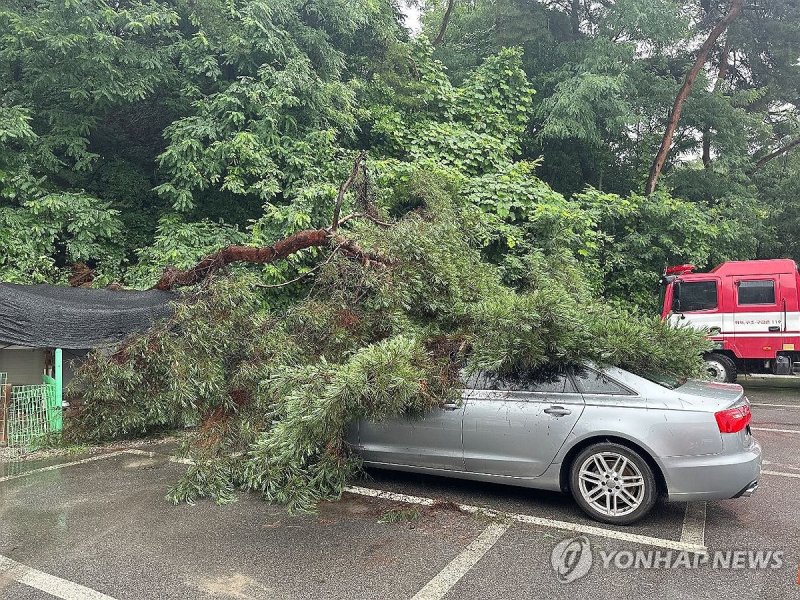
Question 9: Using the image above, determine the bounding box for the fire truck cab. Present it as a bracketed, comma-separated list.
[661, 259, 800, 382]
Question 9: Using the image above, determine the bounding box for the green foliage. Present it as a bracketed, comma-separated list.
[0, 193, 124, 283]
[126, 216, 247, 288]
[576, 188, 765, 310]
[369, 42, 533, 174]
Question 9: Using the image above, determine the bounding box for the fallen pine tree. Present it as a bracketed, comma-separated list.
[65, 163, 710, 511]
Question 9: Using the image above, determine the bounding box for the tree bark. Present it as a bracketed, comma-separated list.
[645, 0, 743, 195]
[432, 0, 455, 46]
[151, 154, 390, 291]
[331, 152, 365, 232]
[152, 229, 390, 292]
[153, 229, 330, 291]
[570, 0, 582, 38]
[702, 43, 731, 169]
[749, 138, 800, 173]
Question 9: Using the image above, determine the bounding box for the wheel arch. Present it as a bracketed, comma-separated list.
[703, 349, 739, 363]
[559, 435, 669, 496]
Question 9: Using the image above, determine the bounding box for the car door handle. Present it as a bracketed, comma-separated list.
[442, 402, 461, 411]
[544, 406, 571, 417]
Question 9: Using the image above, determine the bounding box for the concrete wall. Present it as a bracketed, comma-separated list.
[0, 348, 90, 387]
[0, 348, 47, 386]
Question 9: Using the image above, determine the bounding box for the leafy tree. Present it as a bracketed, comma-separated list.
[0, 193, 124, 283]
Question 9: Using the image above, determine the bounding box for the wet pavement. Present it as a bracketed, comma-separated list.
[1, 383, 799, 599]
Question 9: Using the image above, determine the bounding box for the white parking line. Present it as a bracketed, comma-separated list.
[0, 449, 196, 487]
[752, 427, 800, 434]
[0, 451, 128, 484]
[751, 403, 800, 409]
[763, 459, 800, 471]
[763, 470, 800, 479]
[346, 486, 707, 554]
[680, 502, 707, 547]
[410, 521, 510, 600]
[0, 555, 117, 600]
[123, 448, 194, 465]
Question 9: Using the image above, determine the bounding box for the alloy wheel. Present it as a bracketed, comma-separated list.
[577, 451, 646, 517]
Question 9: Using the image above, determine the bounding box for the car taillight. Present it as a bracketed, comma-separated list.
[715, 404, 752, 433]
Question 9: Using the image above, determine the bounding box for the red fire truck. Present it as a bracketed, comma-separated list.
[660, 259, 800, 382]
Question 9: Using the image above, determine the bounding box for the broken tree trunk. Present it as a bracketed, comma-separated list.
[645, 0, 743, 195]
[152, 229, 391, 291]
[152, 154, 388, 292]
[153, 229, 330, 291]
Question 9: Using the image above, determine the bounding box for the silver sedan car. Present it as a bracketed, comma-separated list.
[349, 364, 762, 524]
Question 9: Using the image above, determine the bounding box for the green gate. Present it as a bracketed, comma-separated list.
[4, 375, 62, 449]
[1, 350, 64, 449]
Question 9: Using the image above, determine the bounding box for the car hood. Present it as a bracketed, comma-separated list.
[672, 379, 746, 411]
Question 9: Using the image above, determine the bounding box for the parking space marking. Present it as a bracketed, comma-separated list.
[763, 459, 800, 471]
[680, 502, 706, 547]
[0, 555, 117, 600]
[346, 486, 707, 554]
[0, 448, 192, 486]
[409, 521, 510, 600]
[763, 470, 800, 479]
[0, 451, 128, 484]
[123, 448, 194, 465]
[752, 427, 800, 434]
[751, 403, 800, 409]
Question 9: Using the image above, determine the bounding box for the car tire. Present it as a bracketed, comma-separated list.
[704, 352, 737, 383]
[569, 442, 658, 525]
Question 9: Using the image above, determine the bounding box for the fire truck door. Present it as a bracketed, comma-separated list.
[732, 276, 783, 359]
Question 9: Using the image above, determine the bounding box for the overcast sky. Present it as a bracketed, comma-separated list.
[401, 2, 422, 33]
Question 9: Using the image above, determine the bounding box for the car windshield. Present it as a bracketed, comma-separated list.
[637, 371, 685, 390]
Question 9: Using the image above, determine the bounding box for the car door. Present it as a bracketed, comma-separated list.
[462, 370, 585, 478]
[356, 392, 466, 471]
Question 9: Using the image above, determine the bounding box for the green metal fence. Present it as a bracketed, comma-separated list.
[5, 376, 61, 449]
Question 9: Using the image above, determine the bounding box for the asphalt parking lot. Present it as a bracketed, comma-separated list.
[1, 382, 799, 600]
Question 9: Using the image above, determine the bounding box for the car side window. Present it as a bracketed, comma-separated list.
[516, 373, 577, 393]
[464, 371, 502, 390]
[573, 368, 632, 395]
[465, 370, 577, 393]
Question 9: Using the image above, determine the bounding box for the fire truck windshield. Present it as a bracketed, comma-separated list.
[672, 280, 717, 312]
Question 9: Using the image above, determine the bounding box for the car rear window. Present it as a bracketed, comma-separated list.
[573, 368, 632, 395]
[637, 371, 683, 390]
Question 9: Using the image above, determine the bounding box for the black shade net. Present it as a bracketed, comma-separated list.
[0, 283, 173, 349]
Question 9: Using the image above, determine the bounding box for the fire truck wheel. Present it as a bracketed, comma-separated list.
[704, 353, 737, 383]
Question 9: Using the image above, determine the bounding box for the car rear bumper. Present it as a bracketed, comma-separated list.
[662, 439, 762, 501]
